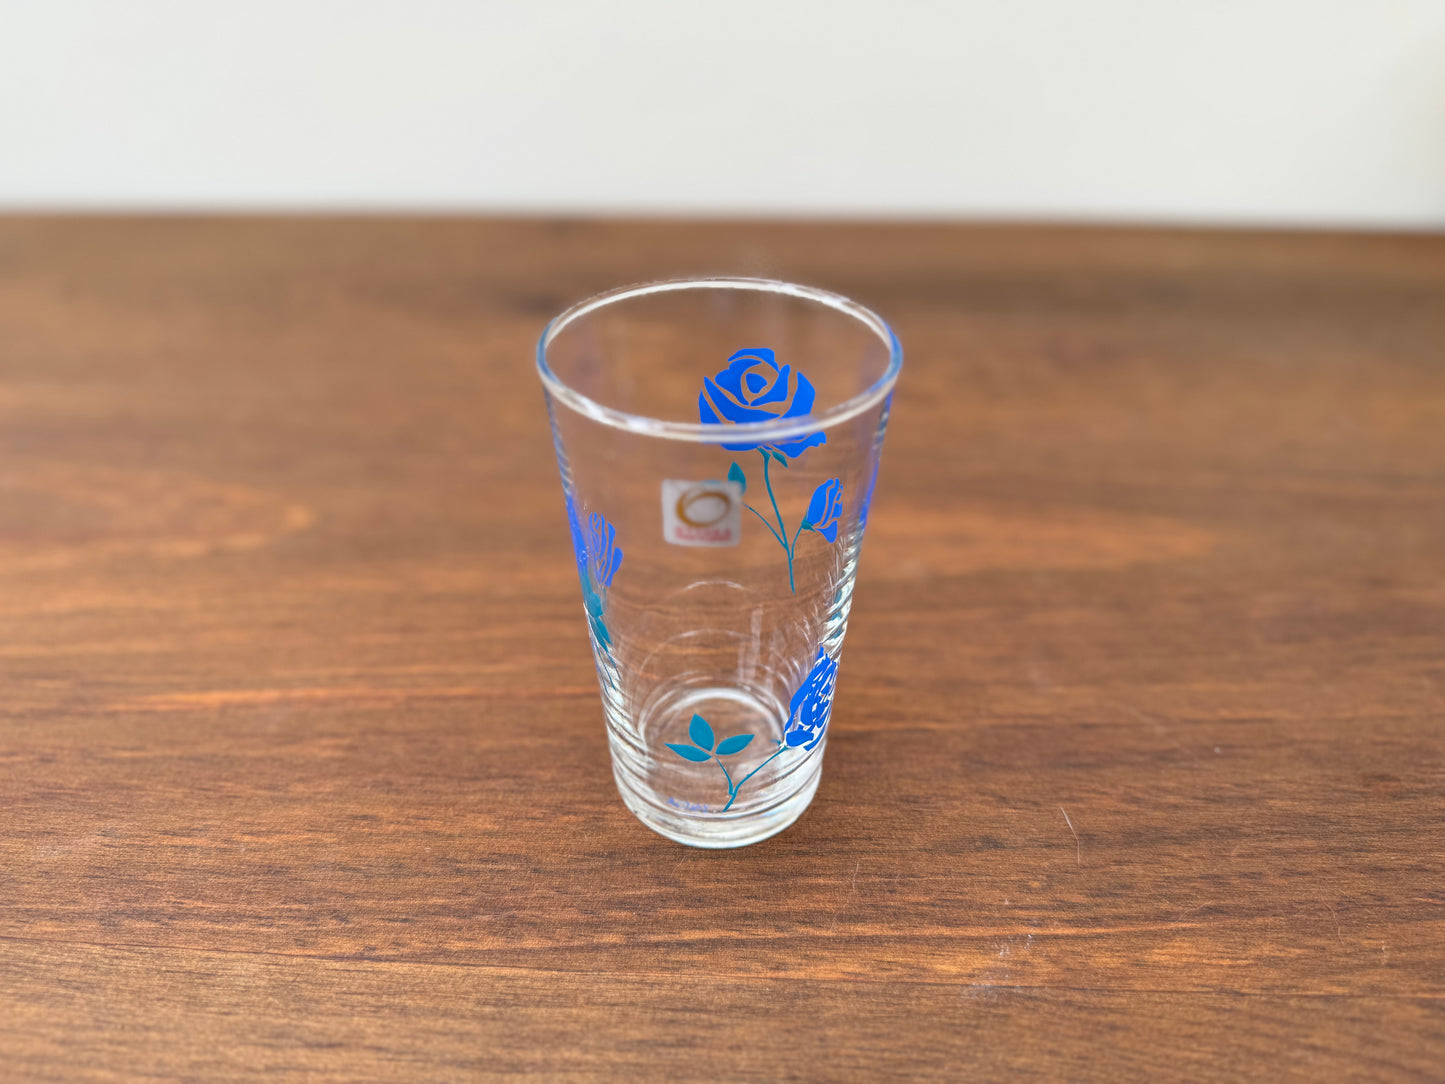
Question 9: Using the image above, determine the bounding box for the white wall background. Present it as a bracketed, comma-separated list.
[3, 0, 1444, 227]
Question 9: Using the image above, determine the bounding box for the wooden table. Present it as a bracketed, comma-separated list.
[1, 218, 1441, 1080]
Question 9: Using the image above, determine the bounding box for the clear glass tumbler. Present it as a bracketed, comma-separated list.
[537, 278, 901, 847]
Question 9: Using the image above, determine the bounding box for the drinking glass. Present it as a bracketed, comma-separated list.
[537, 278, 901, 847]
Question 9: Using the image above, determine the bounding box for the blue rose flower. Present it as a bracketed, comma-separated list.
[564, 492, 587, 579]
[564, 498, 623, 653]
[803, 478, 843, 543]
[698, 348, 826, 459]
[584, 512, 623, 592]
[782, 648, 838, 751]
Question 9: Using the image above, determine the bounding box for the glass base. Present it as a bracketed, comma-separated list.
[614, 760, 822, 848]
[606, 679, 825, 848]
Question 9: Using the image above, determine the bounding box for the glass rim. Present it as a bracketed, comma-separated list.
[536, 276, 903, 442]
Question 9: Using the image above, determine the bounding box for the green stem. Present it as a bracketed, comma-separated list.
[720, 744, 788, 812]
[714, 757, 737, 799]
[761, 451, 797, 593]
[743, 502, 787, 548]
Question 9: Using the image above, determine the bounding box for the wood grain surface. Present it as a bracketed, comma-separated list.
[0, 217, 1442, 1081]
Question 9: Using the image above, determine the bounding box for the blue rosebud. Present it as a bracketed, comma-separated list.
[698, 348, 827, 460]
[782, 648, 838, 751]
[584, 512, 623, 591]
[566, 500, 624, 657]
[803, 478, 843, 543]
[564, 492, 587, 579]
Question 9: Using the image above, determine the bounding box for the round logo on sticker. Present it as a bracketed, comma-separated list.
[676, 483, 733, 528]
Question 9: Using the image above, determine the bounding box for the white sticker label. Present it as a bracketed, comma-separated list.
[662, 478, 743, 547]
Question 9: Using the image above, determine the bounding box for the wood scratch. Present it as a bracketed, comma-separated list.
[1114, 702, 1201, 765]
[1060, 806, 1081, 867]
[1325, 903, 1344, 946]
[829, 860, 861, 932]
[1174, 901, 1215, 922]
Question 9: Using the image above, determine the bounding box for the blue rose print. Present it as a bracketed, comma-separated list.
[783, 648, 838, 750]
[584, 512, 623, 593]
[666, 646, 838, 810]
[564, 492, 587, 578]
[802, 478, 843, 543]
[565, 493, 623, 654]
[698, 349, 843, 592]
[698, 348, 826, 459]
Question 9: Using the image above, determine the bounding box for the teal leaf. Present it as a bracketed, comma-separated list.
[666, 743, 712, 763]
[689, 713, 715, 751]
[715, 733, 754, 756]
[770, 449, 789, 467]
[727, 461, 747, 494]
